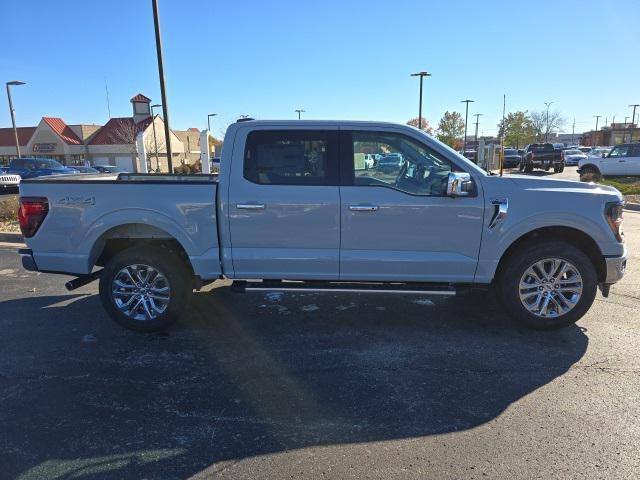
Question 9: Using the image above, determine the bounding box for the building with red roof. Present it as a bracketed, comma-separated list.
[0, 93, 204, 172]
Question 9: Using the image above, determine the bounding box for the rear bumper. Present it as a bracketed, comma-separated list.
[19, 248, 37, 272]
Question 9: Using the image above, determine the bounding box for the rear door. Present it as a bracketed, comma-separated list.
[627, 144, 640, 175]
[227, 127, 341, 280]
[338, 128, 484, 282]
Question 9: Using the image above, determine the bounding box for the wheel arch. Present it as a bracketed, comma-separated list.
[494, 226, 606, 283]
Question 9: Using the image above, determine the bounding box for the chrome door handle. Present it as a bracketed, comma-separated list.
[236, 203, 265, 210]
[349, 205, 379, 212]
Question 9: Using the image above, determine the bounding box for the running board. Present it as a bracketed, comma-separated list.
[231, 280, 456, 296]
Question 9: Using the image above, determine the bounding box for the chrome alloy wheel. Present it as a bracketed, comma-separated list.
[111, 264, 171, 321]
[518, 258, 583, 318]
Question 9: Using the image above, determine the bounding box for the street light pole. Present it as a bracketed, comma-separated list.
[5, 81, 26, 159]
[593, 115, 602, 147]
[543, 101, 554, 142]
[473, 113, 483, 148]
[151, 0, 173, 173]
[207, 113, 217, 132]
[295, 109, 305, 120]
[151, 104, 162, 172]
[460, 99, 474, 154]
[630, 104, 639, 142]
[411, 71, 431, 130]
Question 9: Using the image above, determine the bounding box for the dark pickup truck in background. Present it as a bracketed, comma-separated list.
[519, 143, 565, 173]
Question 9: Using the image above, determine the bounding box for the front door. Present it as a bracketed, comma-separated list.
[603, 145, 631, 175]
[228, 128, 341, 280]
[339, 129, 484, 283]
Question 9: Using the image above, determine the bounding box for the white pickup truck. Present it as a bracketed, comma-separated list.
[17, 120, 627, 332]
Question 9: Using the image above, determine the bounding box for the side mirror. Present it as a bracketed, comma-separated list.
[602, 152, 606, 158]
[447, 172, 473, 197]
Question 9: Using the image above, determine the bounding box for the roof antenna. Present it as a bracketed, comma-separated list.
[104, 77, 111, 119]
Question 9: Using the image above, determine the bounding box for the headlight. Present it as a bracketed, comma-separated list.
[605, 201, 624, 242]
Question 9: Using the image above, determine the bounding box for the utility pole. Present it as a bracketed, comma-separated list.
[411, 71, 431, 130]
[473, 113, 483, 149]
[5, 81, 26, 158]
[499, 94, 506, 176]
[295, 109, 305, 120]
[460, 99, 474, 154]
[571, 118, 576, 145]
[630, 104, 639, 142]
[207, 113, 217, 132]
[593, 115, 602, 147]
[544, 101, 554, 141]
[151, 0, 173, 172]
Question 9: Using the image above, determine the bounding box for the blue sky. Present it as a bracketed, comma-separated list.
[3, 0, 639, 137]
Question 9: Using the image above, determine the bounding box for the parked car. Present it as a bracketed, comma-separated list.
[563, 149, 588, 166]
[588, 147, 612, 158]
[519, 143, 565, 173]
[18, 120, 626, 333]
[376, 153, 404, 173]
[578, 143, 640, 179]
[7, 157, 78, 180]
[552, 143, 565, 150]
[502, 148, 521, 168]
[70, 166, 100, 174]
[93, 165, 130, 174]
[577, 146, 592, 154]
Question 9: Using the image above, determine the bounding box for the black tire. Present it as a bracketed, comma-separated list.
[544, 164, 551, 171]
[497, 240, 597, 330]
[553, 166, 559, 173]
[558, 164, 565, 173]
[579, 165, 600, 182]
[524, 163, 534, 173]
[99, 246, 192, 332]
[518, 161, 525, 172]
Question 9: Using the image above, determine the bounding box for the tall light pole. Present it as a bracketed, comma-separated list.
[5, 81, 26, 158]
[543, 101, 554, 141]
[623, 116, 630, 143]
[295, 109, 305, 120]
[460, 99, 474, 153]
[473, 113, 483, 148]
[630, 104, 639, 142]
[593, 115, 602, 147]
[411, 71, 431, 130]
[151, 0, 173, 173]
[207, 113, 217, 132]
[151, 104, 162, 172]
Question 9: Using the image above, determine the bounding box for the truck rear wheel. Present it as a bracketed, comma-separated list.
[497, 241, 597, 330]
[99, 246, 192, 332]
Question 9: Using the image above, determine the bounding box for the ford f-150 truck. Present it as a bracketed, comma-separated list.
[17, 120, 627, 332]
[519, 143, 565, 173]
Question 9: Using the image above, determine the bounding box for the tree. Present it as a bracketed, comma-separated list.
[497, 111, 536, 148]
[436, 111, 465, 149]
[529, 110, 565, 143]
[406, 117, 434, 135]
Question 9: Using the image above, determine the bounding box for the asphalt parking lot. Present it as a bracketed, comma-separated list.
[1, 171, 639, 479]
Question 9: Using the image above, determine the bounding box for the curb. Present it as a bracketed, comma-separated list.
[0, 231, 23, 243]
[625, 202, 640, 212]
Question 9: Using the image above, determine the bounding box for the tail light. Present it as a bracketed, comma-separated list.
[531, 152, 535, 160]
[605, 201, 624, 242]
[561, 150, 565, 161]
[18, 197, 49, 238]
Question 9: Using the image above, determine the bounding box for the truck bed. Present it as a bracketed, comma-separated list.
[20, 173, 221, 279]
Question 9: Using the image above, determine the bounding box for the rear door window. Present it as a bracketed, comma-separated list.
[244, 130, 338, 185]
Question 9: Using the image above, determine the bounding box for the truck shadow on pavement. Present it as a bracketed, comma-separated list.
[0, 288, 588, 480]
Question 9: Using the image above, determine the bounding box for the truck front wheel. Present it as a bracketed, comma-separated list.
[497, 241, 597, 330]
[99, 246, 192, 332]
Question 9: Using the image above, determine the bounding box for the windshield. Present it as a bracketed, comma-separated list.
[504, 149, 517, 155]
[29, 159, 65, 169]
[565, 149, 582, 155]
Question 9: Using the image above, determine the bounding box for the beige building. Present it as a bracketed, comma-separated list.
[0, 93, 204, 172]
